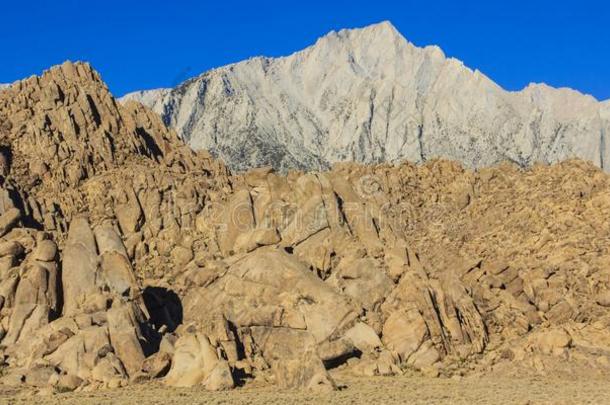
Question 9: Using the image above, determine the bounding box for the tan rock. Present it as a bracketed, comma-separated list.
[344, 322, 382, 353]
[534, 329, 572, 355]
[244, 166, 274, 187]
[233, 227, 280, 253]
[217, 189, 255, 255]
[596, 290, 610, 307]
[62, 217, 98, 315]
[164, 333, 234, 389]
[327, 257, 393, 310]
[182, 248, 359, 344]
[407, 341, 440, 369]
[170, 245, 194, 266]
[0, 208, 21, 237]
[107, 302, 146, 377]
[0, 240, 24, 258]
[250, 327, 335, 391]
[56, 374, 83, 392]
[382, 310, 427, 363]
[141, 351, 171, 378]
[32, 240, 57, 262]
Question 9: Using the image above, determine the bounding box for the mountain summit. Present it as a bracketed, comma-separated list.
[4, 43, 610, 399]
[122, 21, 610, 172]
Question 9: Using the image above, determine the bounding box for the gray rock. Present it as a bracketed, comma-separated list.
[122, 21, 610, 173]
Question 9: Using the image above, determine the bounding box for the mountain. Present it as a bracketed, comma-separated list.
[122, 21, 610, 173]
[5, 61, 610, 396]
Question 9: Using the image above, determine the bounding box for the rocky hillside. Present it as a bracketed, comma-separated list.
[0, 62, 232, 391]
[122, 21, 610, 173]
[2, 62, 610, 394]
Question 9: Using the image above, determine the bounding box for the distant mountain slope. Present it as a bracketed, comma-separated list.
[122, 21, 610, 172]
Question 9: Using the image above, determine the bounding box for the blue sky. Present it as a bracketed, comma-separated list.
[1, 0, 608, 99]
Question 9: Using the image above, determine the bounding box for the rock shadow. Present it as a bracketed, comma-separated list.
[143, 286, 183, 333]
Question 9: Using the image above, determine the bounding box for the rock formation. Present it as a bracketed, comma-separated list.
[1, 62, 610, 394]
[122, 21, 610, 173]
[0, 61, 230, 390]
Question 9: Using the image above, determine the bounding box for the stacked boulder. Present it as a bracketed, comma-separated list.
[2, 62, 610, 394]
[170, 167, 490, 389]
[1, 217, 155, 390]
[0, 62, 229, 391]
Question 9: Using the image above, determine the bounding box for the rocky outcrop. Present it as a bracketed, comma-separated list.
[171, 164, 491, 385]
[2, 61, 610, 394]
[122, 21, 610, 173]
[164, 331, 234, 390]
[0, 191, 153, 390]
[0, 62, 230, 391]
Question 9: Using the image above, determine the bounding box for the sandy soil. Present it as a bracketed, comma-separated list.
[1, 373, 609, 405]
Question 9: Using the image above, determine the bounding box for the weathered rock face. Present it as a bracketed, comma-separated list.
[179, 248, 358, 390]
[0, 61, 229, 238]
[3, 61, 610, 394]
[0, 62, 231, 391]
[174, 165, 492, 384]
[0, 189, 154, 389]
[122, 21, 610, 173]
[0, 212, 154, 389]
[164, 331, 234, 390]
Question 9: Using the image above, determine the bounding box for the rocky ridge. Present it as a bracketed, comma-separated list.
[123, 21, 610, 173]
[1, 62, 610, 394]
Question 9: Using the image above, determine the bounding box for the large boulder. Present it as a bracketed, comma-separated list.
[381, 271, 487, 365]
[183, 248, 359, 344]
[62, 217, 99, 315]
[181, 248, 360, 389]
[164, 332, 234, 390]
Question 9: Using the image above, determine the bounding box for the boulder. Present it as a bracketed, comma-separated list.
[0, 240, 24, 258]
[217, 189, 255, 256]
[164, 332, 234, 390]
[0, 208, 21, 237]
[182, 248, 359, 344]
[327, 257, 393, 311]
[32, 240, 57, 262]
[107, 302, 147, 377]
[532, 329, 572, 355]
[250, 326, 335, 391]
[382, 309, 428, 363]
[344, 322, 383, 353]
[62, 217, 98, 315]
[233, 227, 280, 253]
[141, 351, 171, 378]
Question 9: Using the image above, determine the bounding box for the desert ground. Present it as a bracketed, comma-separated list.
[2, 373, 610, 405]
